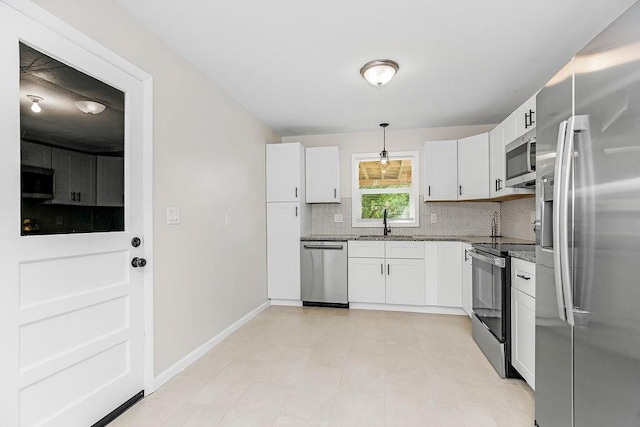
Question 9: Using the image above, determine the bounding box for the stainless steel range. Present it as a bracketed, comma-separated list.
[469, 242, 534, 378]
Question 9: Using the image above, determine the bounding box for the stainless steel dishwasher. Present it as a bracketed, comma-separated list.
[300, 240, 348, 308]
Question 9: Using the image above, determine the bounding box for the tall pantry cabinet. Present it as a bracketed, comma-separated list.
[266, 143, 310, 302]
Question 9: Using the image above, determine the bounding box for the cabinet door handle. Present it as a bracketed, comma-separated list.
[530, 109, 535, 126]
[428, 185, 431, 197]
[459, 185, 462, 196]
[295, 187, 298, 198]
[525, 112, 530, 128]
[334, 188, 337, 198]
[77, 192, 81, 202]
[517, 274, 531, 280]
[380, 263, 383, 275]
[295, 206, 298, 217]
[71, 191, 75, 201]
[495, 179, 498, 192]
[387, 264, 390, 275]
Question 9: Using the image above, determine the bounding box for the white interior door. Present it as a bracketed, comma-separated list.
[0, 3, 147, 426]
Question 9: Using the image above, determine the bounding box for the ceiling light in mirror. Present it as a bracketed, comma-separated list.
[27, 95, 43, 113]
[75, 100, 106, 114]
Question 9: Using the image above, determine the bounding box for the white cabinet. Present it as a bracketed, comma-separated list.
[436, 242, 463, 307]
[424, 133, 489, 201]
[489, 123, 506, 198]
[511, 258, 536, 389]
[348, 257, 386, 303]
[266, 142, 304, 202]
[305, 146, 340, 203]
[385, 241, 425, 306]
[424, 242, 438, 305]
[503, 94, 537, 145]
[457, 133, 489, 200]
[267, 203, 303, 300]
[461, 243, 473, 316]
[266, 142, 310, 302]
[21, 141, 51, 168]
[348, 240, 425, 306]
[96, 156, 124, 207]
[424, 140, 458, 201]
[51, 147, 96, 206]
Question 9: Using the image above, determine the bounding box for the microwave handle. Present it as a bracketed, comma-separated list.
[527, 138, 535, 173]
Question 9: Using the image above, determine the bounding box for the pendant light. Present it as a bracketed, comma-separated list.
[27, 95, 43, 113]
[379, 123, 390, 166]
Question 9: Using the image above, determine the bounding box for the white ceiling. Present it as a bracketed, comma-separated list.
[114, 0, 636, 136]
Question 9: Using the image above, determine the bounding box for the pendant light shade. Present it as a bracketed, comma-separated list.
[379, 123, 390, 166]
[360, 60, 399, 86]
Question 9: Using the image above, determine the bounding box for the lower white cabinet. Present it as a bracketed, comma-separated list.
[461, 243, 473, 316]
[267, 202, 301, 300]
[511, 258, 536, 389]
[436, 242, 463, 307]
[348, 257, 386, 303]
[386, 258, 425, 305]
[348, 241, 425, 305]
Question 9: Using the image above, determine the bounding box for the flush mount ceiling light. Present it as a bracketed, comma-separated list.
[27, 95, 43, 113]
[360, 59, 399, 86]
[379, 123, 390, 166]
[75, 100, 106, 114]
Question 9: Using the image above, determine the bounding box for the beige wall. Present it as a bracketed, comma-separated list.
[31, 0, 280, 375]
[283, 125, 494, 197]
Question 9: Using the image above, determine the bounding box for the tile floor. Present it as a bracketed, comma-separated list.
[112, 306, 534, 426]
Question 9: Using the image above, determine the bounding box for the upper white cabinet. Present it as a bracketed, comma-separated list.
[504, 94, 537, 145]
[21, 141, 51, 168]
[424, 134, 489, 201]
[489, 123, 506, 198]
[51, 147, 96, 206]
[96, 156, 124, 207]
[266, 142, 304, 202]
[457, 133, 489, 200]
[424, 140, 458, 201]
[305, 146, 340, 203]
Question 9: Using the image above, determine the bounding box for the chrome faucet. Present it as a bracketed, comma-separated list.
[383, 209, 391, 236]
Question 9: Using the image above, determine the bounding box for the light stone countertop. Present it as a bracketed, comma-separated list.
[508, 250, 536, 263]
[301, 234, 535, 245]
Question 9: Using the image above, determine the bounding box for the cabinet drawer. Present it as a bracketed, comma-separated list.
[512, 258, 535, 297]
[385, 241, 424, 259]
[348, 241, 385, 258]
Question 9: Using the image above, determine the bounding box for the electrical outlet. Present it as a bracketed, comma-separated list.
[334, 214, 343, 223]
[430, 213, 437, 224]
[531, 211, 536, 223]
[225, 212, 231, 226]
[167, 207, 180, 225]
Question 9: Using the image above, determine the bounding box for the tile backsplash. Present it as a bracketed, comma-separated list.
[500, 197, 536, 241]
[311, 197, 502, 236]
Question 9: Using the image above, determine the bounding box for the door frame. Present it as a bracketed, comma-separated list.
[3, 0, 156, 393]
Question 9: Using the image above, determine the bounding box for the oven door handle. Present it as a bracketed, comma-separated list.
[468, 250, 505, 268]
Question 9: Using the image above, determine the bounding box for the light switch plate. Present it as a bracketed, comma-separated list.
[430, 213, 438, 224]
[225, 212, 231, 226]
[334, 214, 343, 223]
[167, 207, 180, 225]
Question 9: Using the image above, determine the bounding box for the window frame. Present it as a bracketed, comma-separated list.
[351, 151, 420, 228]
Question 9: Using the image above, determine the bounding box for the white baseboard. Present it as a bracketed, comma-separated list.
[153, 300, 270, 390]
[269, 299, 302, 307]
[349, 303, 467, 316]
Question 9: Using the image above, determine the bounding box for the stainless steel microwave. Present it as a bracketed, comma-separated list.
[505, 129, 536, 188]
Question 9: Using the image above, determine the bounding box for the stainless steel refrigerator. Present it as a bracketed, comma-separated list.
[536, 2, 640, 426]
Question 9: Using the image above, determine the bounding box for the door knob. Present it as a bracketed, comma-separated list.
[131, 257, 147, 268]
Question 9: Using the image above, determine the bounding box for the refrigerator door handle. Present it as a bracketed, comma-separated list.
[553, 120, 569, 322]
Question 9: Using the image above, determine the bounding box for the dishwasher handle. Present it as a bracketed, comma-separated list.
[468, 249, 506, 268]
[303, 245, 345, 250]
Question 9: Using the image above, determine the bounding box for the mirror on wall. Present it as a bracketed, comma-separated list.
[19, 42, 125, 235]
